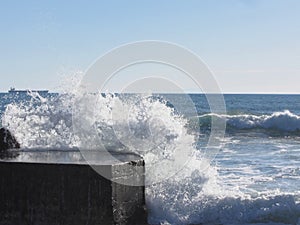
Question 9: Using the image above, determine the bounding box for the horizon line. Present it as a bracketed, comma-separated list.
[1, 90, 300, 95]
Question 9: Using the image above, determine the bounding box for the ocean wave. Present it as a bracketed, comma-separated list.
[150, 193, 300, 225]
[1, 89, 222, 224]
[2, 84, 300, 224]
[195, 110, 300, 133]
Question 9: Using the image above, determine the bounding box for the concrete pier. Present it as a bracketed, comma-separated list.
[0, 149, 147, 225]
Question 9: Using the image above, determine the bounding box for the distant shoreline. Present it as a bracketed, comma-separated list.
[1, 92, 300, 95]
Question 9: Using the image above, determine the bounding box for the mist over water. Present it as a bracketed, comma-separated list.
[1, 78, 300, 224]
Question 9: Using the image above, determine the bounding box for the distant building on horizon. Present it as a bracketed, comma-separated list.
[8, 87, 49, 94]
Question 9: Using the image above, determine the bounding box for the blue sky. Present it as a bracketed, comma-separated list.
[0, 0, 299, 93]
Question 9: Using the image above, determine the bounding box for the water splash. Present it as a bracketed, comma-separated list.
[2, 76, 300, 224]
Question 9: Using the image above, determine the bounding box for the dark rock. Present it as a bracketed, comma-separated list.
[0, 128, 20, 152]
[0, 150, 147, 225]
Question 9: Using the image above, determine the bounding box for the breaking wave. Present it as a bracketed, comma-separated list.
[1, 81, 300, 224]
[195, 110, 300, 134]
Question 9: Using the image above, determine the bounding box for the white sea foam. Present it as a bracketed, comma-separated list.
[198, 110, 300, 132]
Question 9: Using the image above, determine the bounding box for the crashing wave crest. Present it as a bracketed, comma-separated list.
[197, 110, 300, 132]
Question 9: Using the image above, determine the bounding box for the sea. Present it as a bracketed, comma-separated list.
[1, 91, 300, 225]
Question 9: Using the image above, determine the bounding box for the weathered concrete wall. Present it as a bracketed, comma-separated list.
[0, 150, 147, 225]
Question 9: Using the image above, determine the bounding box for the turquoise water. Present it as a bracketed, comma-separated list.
[1, 92, 300, 225]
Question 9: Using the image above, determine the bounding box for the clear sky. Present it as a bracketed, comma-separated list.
[0, 0, 299, 93]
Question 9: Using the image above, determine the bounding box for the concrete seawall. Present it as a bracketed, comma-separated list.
[0, 150, 147, 225]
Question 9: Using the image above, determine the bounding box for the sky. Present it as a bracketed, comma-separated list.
[0, 0, 300, 93]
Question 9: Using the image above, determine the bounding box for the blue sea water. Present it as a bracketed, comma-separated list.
[1, 92, 300, 225]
